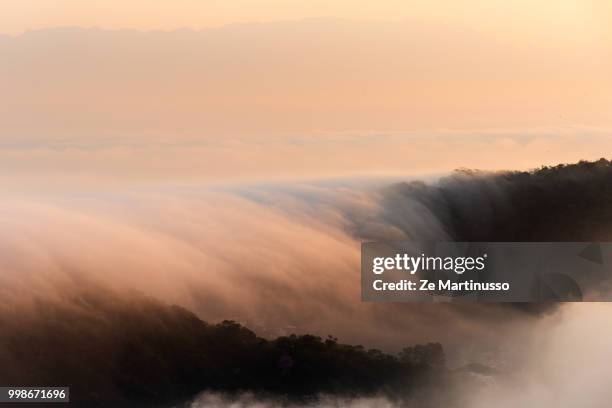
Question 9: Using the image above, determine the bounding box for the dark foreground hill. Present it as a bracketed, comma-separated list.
[0, 286, 444, 407]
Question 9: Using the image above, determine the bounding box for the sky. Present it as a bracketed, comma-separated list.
[0, 0, 610, 183]
[2, 0, 611, 39]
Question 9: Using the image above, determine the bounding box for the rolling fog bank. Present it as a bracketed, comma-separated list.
[1, 159, 612, 406]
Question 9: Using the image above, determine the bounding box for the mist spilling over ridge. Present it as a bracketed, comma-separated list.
[1, 159, 612, 407]
[360, 158, 612, 242]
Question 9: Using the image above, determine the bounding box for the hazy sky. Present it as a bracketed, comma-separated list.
[1, 1, 610, 183]
[2, 0, 611, 39]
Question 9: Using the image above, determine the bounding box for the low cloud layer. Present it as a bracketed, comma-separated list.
[1, 130, 612, 186]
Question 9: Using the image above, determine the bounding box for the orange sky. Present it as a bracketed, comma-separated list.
[2, 0, 610, 40]
[0, 1, 610, 183]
